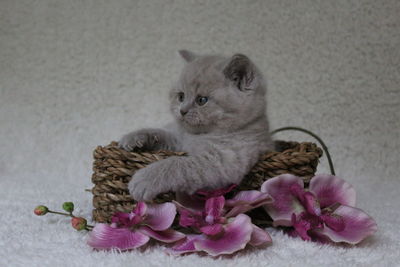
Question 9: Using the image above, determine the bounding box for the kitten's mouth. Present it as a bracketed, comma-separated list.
[182, 119, 198, 126]
[181, 115, 203, 127]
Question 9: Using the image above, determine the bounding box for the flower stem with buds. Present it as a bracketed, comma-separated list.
[34, 202, 94, 231]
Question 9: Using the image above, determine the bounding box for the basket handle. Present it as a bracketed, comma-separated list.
[271, 126, 336, 175]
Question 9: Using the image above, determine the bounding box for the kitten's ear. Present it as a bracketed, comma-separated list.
[223, 54, 257, 91]
[178, 49, 197, 63]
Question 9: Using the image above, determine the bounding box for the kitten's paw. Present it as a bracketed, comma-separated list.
[118, 130, 159, 151]
[128, 168, 167, 201]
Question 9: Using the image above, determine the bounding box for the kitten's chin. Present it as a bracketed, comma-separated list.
[178, 120, 210, 134]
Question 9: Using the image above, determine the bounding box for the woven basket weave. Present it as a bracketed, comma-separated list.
[91, 140, 323, 223]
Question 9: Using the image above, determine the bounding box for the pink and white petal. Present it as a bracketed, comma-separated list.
[166, 235, 200, 256]
[194, 214, 253, 256]
[173, 201, 203, 228]
[144, 202, 177, 231]
[291, 213, 313, 241]
[225, 204, 253, 218]
[317, 205, 377, 244]
[249, 225, 272, 247]
[87, 224, 149, 250]
[320, 213, 345, 232]
[134, 202, 148, 217]
[309, 174, 356, 208]
[138, 226, 186, 243]
[226, 190, 272, 207]
[225, 192, 272, 217]
[260, 174, 305, 226]
[200, 224, 224, 236]
[111, 211, 136, 227]
[302, 192, 321, 216]
[204, 196, 225, 224]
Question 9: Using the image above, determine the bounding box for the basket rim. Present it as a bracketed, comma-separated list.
[95, 140, 322, 158]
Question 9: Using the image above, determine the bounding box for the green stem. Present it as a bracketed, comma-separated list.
[85, 225, 94, 231]
[271, 126, 336, 175]
[46, 208, 93, 231]
[48, 210, 73, 217]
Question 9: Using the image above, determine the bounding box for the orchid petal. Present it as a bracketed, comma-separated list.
[204, 196, 225, 224]
[110, 203, 146, 227]
[87, 224, 149, 250]
[260, 174, 305, 226]
[225, 190, 273, 217]
[144, 202, 176, 231]
[316, 205, 377, 244]
[178, 209, 198, 228]
[225, 204, 254, 218]
[309, 174, 356, 208]
[249, 225, 272, 247]
[226, 190, 273, 207]
[226, 190, 272, 206]
[133, 202, 147, 217]
[196, 184, 237, 199]
[292, 213, 311, 241]
[111, 212, 138, 227]
[289, 182, 307, 201]
[175, 192, 205, 211]
[138, 226, 185, 243]
[167, 235, 199, 256]
[174, 201, 203, 228]
[291, 212, 323, 241]
[200, 224, 224, 236]
[194, 214, 253, 256]
[306, 229, 334, 244]
[302, 192, 321, 216]
[320, 213, 345, 232]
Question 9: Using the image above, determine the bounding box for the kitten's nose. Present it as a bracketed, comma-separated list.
[180, 109, 188, 116]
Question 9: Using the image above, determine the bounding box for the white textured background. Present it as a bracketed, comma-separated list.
[1, 0, 399, 266]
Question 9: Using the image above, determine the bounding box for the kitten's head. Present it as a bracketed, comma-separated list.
[170, 50, 267, 134]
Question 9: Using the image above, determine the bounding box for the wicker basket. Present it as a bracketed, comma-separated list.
[91, 140, 323, 223]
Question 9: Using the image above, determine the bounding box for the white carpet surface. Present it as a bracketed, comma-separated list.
[1, 1, 399, 266]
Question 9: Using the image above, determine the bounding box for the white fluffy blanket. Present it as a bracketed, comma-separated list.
[1, 1, 399, 266]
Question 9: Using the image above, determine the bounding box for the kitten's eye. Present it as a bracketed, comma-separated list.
[196, 96, 208, 106]
[178, 92, 185, 102]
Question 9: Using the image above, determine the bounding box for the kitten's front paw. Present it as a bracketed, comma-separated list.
[128, 167, 168, 201]
[118, 130, 159, 151]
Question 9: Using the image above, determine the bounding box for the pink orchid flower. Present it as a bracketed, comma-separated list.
[195, 184, 237, 200]
[169, 191, 273, 256]
[174, 184, 237, 211]
[261, 174, 377, 244]
[87, 202, 185, 250]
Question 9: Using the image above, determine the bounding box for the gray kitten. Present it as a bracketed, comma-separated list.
[119, 50, 273, 201]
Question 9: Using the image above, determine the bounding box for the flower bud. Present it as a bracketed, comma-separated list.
[62, 202, 74, 213]
[71, 217, 87, 231]
[34, 205, 49, 216]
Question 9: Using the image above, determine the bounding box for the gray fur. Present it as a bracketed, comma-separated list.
[119, 50, 273, 201]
